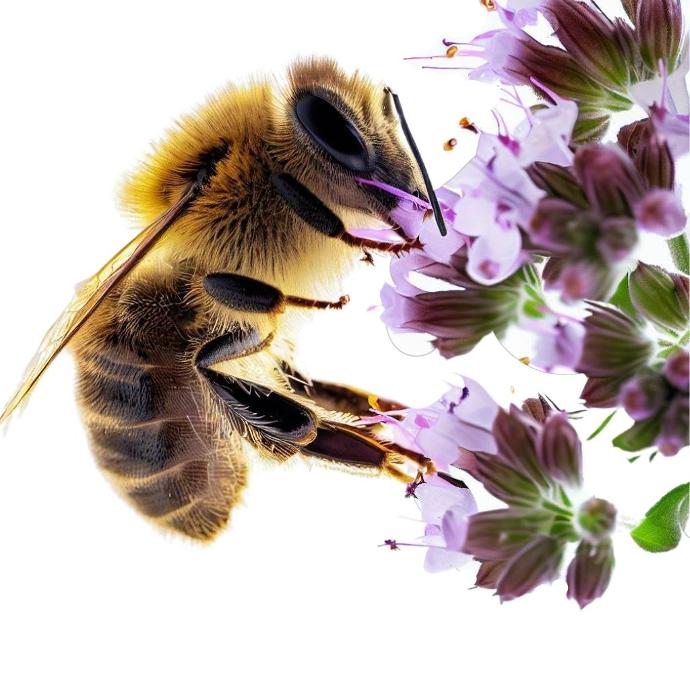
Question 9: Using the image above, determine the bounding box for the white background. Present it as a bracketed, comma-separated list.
[0, 1, 688, 688]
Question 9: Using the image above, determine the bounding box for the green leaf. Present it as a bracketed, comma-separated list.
[587, 410, 618, 441]
[631, 483, 690, 553]
[609, 274, 637, 320]
[612, 415, 662, 452]
[627, 455, 640, 463]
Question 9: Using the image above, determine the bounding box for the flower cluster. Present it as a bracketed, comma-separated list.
[383, 393, 617, 608]
[449, 0, 687, 141]
[374, 0, 689, 609]
[463, 405, 616, 607]
[374, 0, 689, 454]
[576, 263, 689, 454]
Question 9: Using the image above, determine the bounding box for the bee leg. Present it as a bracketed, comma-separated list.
[194, 326, 274, 369]
[270, 172, 421, 256]
[301, 421, 431, 481]
[203, 273, 348, 313]
[283, 367, 404, 417]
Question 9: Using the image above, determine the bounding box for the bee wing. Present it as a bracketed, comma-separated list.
[0, 184, 198, 424]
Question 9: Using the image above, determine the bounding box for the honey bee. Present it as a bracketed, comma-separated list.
[1, 58, 444, 540]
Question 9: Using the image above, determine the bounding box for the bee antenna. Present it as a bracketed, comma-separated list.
[384, 86, 447, 237]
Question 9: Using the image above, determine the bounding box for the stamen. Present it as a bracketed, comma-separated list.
[443, 138, 458, 151]
[459, 117, 479, 134]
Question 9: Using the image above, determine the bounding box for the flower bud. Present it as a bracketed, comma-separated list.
[491, 407, 551, 490]
[581, 375, 630, 408]
[529, 199, 591, 253]
[566, 538, 614, 609]
[577, 304, 653, 379]
[521, 396, 552, 424]
[474, 559, 506, 589]
[637, 133, 675, 190]
[527, 162, 588, 207]
[629, 262, 689, 331]
[577, 498, 617, 541]
[636, 0, 684, 73]
[537, 412, 583, 487]
[463, 508, 552, 561]
[495, 535, 563, 602]
[619, 371, 670, 421]
[574, 145, 644, 217]
[634, 189, 686, 238]
[663, 350, 689, 392]
[473, 456, 544, 508]
[543, 258, 612, 303]
[543, 0, 632, 90]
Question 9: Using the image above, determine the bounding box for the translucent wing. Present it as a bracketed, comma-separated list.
[0, 183, 198, 424]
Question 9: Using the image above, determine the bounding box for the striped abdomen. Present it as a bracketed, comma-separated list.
[73, 272, 246, 540]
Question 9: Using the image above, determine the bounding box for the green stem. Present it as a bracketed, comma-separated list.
[667, 234, 689, 274]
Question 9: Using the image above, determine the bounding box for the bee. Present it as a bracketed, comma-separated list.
[1, 57, 444, 541]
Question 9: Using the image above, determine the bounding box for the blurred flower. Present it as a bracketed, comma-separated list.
[614, 352, 689, 457]
[663, 348, 690, 391]
[530, 313, 586, 372]
[634, 188, 686, 237]
[620, 371, 670, 421]
[527, 138, 687, 302]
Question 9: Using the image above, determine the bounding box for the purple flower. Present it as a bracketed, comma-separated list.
[651, 105, 689, 159]
[448, 0, 687, 142]
[442, 93, 577, 285]
[380, 250, 524, 358]
[370, 377, 500, 472]
[530, 314, 586, 373]
[416, 474, 478, 573]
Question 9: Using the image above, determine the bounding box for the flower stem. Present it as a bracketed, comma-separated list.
[667, 234, 689, 275]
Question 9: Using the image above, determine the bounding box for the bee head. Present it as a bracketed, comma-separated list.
[278, 58, 439, 231]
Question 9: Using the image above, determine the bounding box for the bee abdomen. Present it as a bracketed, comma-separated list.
[73, 278, 247, 540]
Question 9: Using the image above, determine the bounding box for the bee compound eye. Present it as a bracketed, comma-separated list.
[295, 93, 372, 173]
